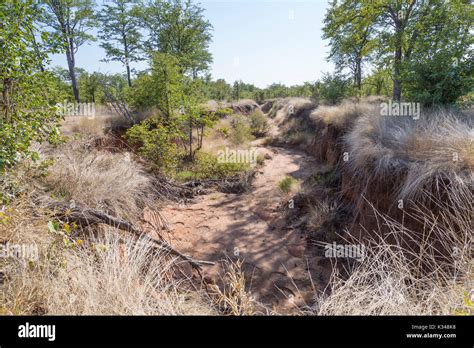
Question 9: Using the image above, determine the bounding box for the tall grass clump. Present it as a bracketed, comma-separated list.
[312, 198, 472, 315]
[309, 100, 375, 129]
[41, 138, 156, 222]
[2, 232, 215, 315]
[342, 107, 473, 217]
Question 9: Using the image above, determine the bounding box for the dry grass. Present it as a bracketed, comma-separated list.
[41, 138, 156, 222]
[2, 231, 215, 315]
[269, 98, 318, 148]
[359, 95, 389, 104]
[62, 114, 131, 136]
[307, 199, 337, 231]
[210, 259, 257, 315]
[298, 102, 473, 315]
[0, 151, 215, 315]
[343, 106, 473, 213]
[312, 202, 472, 315]
[310, 101, 375, 129]
[269, 97, 314, 122]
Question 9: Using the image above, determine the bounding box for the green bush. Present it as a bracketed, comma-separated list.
[249, 110, 269, 137]
[278, 176, 297, 193]
[0, 2, 62, 171]
[229, 115, 254, 145]
[402, 54, 473, 106]
[125, 117, 183, 172]
[174, 152, 248, 181]
[319, 72, 351, 105]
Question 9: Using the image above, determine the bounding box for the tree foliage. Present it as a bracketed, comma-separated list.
[323, 0, 375, 92]
[141, 0, 213, 77]
[40, 0, 97, 102]
[323, 0, 473, 104]
[319, 72, 351, 105]
[98, 0, 143, 87]
[0, 0, 62, 171]
[401, 0, 473, 105]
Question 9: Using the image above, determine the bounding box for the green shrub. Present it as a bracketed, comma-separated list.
[319, 72, 351, 105]
[217, 125, 231, 138]
[214, 107, 234, 118]
[249, 110, 269, 137]
[174, 152, 248, 181]
[125, 117, 184, 172]
[402, 53, 474, 106]
[278, 176, 297, 193]
[0, 2, 62, 171]
[229, 115, 254, 145]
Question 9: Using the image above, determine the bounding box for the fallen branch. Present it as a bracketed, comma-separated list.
[36, 197, 214, 269]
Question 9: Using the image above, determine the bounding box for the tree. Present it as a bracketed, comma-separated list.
[265, 83, 288, 99]
[323, 0, 375, 93]
[150, 52, 184, 119]
[368, 0, 427, 101]
[207, 78, 232, 101]
[1, 0, 62, 171]
[78, 71, 100, 102]
[325, 0, 472, 103]
[319, 72, 351, 104]
[401, 0, 473, 105]
[40, 0, 97, 102]
[98, 0, 143, 87]
[142, 0, 213, 77]
[232, 80, 242, 101]
[126, 52, 213, 164]
[362, 68, 392, 96]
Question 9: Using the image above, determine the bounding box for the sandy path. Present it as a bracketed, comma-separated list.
[161, 121, 330, 313]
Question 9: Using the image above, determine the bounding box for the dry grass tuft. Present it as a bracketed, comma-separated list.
[2, 232, 215, 315]
[1, 143, 215, 315]
[343, 106, 473, 215]
[307, 199, 337, 231]
[62, 115, 131, 136]
[211, 259, 257, 315]
[310, 101, 375, 129]
[41, 138, 156, 222]
[312, 203, 472, 315]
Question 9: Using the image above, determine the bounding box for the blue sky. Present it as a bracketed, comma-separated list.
[49, 0, 334, 88]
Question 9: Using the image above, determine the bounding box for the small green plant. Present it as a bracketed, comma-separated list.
[217, 125, 231, 138]
[278, 176, 297, 193]
[249, 110, 269, 137]
[310, 169, 337, 186]
[174, 152, 248, 181]
[229, 115, 253, 145]
[125, 116, 184, 172]
[453, 291, 474, 316]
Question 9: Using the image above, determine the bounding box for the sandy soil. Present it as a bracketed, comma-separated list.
[160, 119, 331, 314]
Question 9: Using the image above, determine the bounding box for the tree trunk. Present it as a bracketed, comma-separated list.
[123, 30, 132, 87]
[356, 58, 362, 92]
[393, 31, 403, 101]
[28, 26, 45, 72]
[188, 115, 193, 160]
[126, 62, 132, 87]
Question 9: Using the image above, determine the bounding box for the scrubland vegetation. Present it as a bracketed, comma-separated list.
[1, 0, 473, 316]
